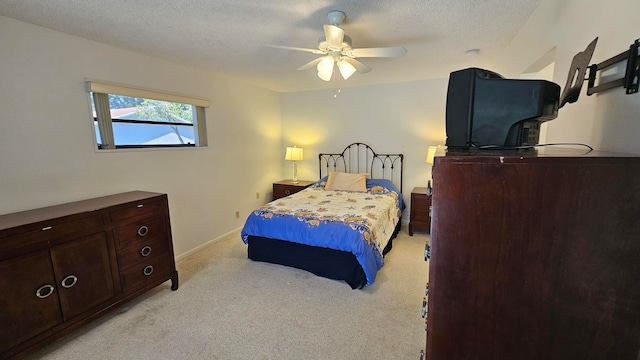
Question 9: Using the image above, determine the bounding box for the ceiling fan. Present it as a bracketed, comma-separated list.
[268, 10, 407, 81]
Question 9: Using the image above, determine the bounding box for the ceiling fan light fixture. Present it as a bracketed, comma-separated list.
[338, 58, 356, 80]
[317, 56, 335, 81]
[270, 10, 406, 82]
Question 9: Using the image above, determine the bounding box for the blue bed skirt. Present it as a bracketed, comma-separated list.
[246, 221, 400, 289]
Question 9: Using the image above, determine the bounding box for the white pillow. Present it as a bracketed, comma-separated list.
[325, 172, 368, 192]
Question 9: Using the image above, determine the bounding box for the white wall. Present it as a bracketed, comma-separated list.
[0, 16, 281, 256]
[3, 0, 638, 256]
[499, 0, 640, 154]
[280, 79, 449, 222]
[279, 0, 640, 225]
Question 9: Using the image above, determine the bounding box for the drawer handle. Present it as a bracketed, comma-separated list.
[42, 226, 53, 231]
[35, 284, 55, 299]
[137, 225, 149, 237]
[421, 297, 428, 318]
[425, 282, 429, 296]
[143, 265, 154, 276]
[140, 245, 152, 257]
[137, 204, 144, 208]
[420, 350, 425, 360]
[284, 189, 291, 195]
[424, 243, 431, 261]
[61, 275, 78, 289]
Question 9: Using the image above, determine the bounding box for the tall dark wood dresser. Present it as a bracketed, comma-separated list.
[424, 147, 640, 360]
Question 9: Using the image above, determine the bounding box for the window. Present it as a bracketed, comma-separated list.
[87, 81, 209, 149]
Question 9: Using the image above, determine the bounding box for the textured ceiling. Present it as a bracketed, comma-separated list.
[0, 0, 542, 93]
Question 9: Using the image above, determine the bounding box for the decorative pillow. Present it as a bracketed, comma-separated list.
[325, 172, 368, 192]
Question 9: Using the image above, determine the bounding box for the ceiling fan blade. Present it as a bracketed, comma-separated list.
[297, 58, 323, 71]
[350, 46, 407, 58]
[267, 44, 325, 54]
[343, 57, 372, 73]
[323, 25, 344, 48]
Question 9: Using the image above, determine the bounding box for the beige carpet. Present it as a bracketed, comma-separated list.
[29, 228, 430, 360]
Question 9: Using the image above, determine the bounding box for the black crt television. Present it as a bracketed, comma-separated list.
[445, 67, 561, 149]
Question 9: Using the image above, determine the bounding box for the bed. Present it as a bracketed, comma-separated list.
[241, 143, 404, 289]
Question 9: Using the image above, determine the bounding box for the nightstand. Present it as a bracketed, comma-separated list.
[409, 186, 432, 236]
[272, 179, 314, 200]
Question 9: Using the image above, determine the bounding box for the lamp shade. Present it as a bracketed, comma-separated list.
[285, 146, 304, 161]
[317, 56, 334, 81]
[338, 58, 357, 80]
[426, 146, 438, 165]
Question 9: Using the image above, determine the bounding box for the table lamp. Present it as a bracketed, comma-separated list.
[425, 146, 438, 195]
[285, 146, 304, 183]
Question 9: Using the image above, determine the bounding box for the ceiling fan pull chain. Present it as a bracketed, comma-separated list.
[333, 70, 341, 99]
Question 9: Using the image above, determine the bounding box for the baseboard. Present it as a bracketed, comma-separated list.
[175, 226, 243, 261]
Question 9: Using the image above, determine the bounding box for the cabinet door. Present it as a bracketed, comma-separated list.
[0, 249, 63, 353]
[50, 232, 115, 321]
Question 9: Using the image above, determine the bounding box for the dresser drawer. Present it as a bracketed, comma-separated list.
[273, 184, 295, 199]
[112, 216, 166, 249]
[109, 198, 165, 223]
[116, 235, 169, 270]
[412, 207, 430, 218]
[412, 195, 429, 209]
[0, 214, 103, 256]
[272, 181, 314, 200]
[119, 253, 173, 292]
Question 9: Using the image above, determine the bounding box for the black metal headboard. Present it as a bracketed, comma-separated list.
[318, 143, 404, 193]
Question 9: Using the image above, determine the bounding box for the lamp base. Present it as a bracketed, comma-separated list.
[291, 161, 298, 184]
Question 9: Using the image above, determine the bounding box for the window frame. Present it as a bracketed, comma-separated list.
[86, 80, 210, 150]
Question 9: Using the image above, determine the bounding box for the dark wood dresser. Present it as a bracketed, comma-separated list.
[409, 186, 432, 235]
[272, 179, 314, 200]
[425, 148, 640, 360]
[0, 191, 178, 359]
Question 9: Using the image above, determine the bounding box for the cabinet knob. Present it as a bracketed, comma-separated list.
[419, 350, 425, 360]
[425, 282, 429, 296]
[61, 275, 78, 289]
[140, 245, 152, 257]
[285, 189, 291, 195]
[421, 297, 428, 318]
[424, 243, 431, 261]
[35, 284, 55, 299]
[143, 265, 154, 276]
[137, 225, 149, 237]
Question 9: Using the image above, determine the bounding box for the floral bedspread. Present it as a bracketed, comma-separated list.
[241, 179, 403, 285]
